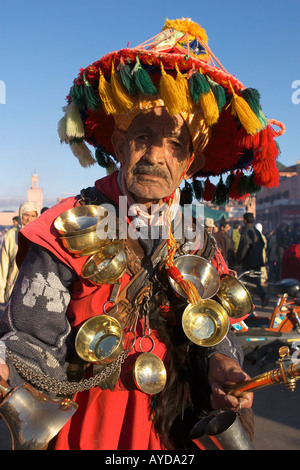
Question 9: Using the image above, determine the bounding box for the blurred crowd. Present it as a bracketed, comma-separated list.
[205, 214, 300, 307]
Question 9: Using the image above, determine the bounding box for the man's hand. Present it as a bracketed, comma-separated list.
[208, 353, 253, 411]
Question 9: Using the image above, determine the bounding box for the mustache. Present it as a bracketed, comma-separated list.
[132, 164, 170, 180]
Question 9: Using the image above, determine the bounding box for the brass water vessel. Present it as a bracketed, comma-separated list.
[81, 242, 127, 285]
[75, 315, 124, 364]
[182, 299, 229, 347]
[168, 255, 220, 300]
[215, 274, 254, 320]
[133, 352, 167, 394]
[54, 205, 112, 256]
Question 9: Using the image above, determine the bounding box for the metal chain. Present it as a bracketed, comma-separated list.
[6, 349, 129, 397]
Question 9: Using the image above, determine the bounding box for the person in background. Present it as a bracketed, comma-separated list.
[214, 220, 237, 270]
[237, 212, 269, 307]
[0, 202, 38, 304]
[232, 221, 241, 253]
[204, 217, 215, 234]
[255, 223, 267, 285]
[12, 216, 19, 228]
[266, 229, 279, 281]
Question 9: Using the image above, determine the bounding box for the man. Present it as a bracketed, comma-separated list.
[232, 221, 241, 254]
[237, 212, 269, 307]
[0, 201, 38, 305]
[0, 19, 284, 450]
[214, 220, 237, 270]
[204, 218, 215, 234]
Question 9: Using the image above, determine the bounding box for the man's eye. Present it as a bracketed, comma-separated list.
[170, 140, 182, 148]
[136, 135, 149, 142]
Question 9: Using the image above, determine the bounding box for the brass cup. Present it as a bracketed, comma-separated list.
[54, 205, 113, 256]
[133, 352, 167, 394]
[215, 274, 254, 320]
[81, 243, 127, 285]
[75, 314, 124, 364]
[168, 255, 220, 300]
[182, 299, 229, 347]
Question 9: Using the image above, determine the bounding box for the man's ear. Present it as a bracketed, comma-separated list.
[111, 129, 127, 165]
[183, 151, 206, 180]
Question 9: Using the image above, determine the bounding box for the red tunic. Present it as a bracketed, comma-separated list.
[17, 172, 229, 450]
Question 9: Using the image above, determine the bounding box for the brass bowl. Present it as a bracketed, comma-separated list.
[215, 274, 254, 320]
[182, 299, 229, 347]
[75, 314, 124, 364]
[54, 205, 104, 235]
[133, 353, 167, 394]
[54, 205, 113, 256]
[81, 243, 127, 285]
[168, 255, 220, 300]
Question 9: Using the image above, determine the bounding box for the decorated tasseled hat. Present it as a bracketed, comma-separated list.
[58, 18, 285, 204]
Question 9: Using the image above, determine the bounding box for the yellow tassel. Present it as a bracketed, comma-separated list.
[159, 62, 182, 115]
[200, 89, 219, 126]
[65, 102, 85, 140]
[110, 62, 136, 111]
[98, 68, 119, 115]
[175, 63, 193, 113]
[228, 81, 264, 136]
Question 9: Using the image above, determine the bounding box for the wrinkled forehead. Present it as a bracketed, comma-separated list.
[114, 101, 210, 153]
[125, 107, 190, 139]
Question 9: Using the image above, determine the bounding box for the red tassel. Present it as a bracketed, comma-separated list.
[202, 178, 216, 201]
[228, 172, 243, 200]
[252, 126, 279, 188]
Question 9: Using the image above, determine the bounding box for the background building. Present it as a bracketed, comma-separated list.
[256, 162, 300, 232]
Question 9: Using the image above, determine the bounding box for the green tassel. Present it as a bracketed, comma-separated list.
[188, 71, 211, 103]
[95, 147, 115, 169]
[206, 76, 226, 112]
[132, 56, 157, 96]
[212, 176, 229, 205]
[180, 181, 193, 205]
[192, 179, 203, 201]
[119, 63, 139, 96]
[83, 73, 101, 111]
[238, 174, 250, 196]
[70, 84, 86, 110]
[247, 173, 262, 194]
[241, 88, 267, 128]
[225, 173, 236, 191]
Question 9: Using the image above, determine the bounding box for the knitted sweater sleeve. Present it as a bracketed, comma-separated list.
[0, 243, 78, 388]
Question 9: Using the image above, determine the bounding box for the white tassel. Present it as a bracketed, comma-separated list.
[65, 102, 85, 139]
[69, 140, 96, 167]
[57, 114, 69, 143]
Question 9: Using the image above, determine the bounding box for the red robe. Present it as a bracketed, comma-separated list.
[18, 172, 229, 450]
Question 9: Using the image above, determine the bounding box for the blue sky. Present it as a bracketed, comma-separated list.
[0, 0, 299, 209]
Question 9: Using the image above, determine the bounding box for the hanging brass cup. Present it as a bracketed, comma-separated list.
[182, 299, 229, 347]
[75, 314, 124, 364]
[133, 352, 167, 395]
[168, 255, 220, 300]
[54, 205, 112, 256]
[81, 242, 127, 285]
[214, 274, 254, 320]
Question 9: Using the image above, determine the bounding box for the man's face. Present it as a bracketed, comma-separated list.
[21, 211, 37, 226]
[112, 108, 192, 204]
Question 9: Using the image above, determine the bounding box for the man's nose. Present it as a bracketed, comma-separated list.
[144, 138, 165, 164]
